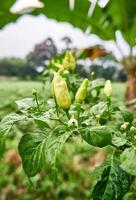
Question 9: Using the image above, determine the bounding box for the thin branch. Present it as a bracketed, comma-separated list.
[130, 47, 133, 58]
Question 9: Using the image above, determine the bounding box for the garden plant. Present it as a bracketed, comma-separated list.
[0, 52, 136, 200]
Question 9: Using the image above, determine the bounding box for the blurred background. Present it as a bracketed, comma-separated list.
[0, 0, 136, 199]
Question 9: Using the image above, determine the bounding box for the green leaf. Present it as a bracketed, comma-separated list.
[18, 132, 47, 177]
[1, 0, 136, 47]
[120, 109, 133, 123]
[33, 109, 59, 129]
[91, 102, 107, 116]
[123, 192, 136, 200]
[81, 126, 112, 147]
[92, 152, 133, 200]
[34, 0, 136, 46]
[19, 126, 71, 177]
[123, 179, 136, 200]
[108, 0, 136, 46]
[0, 114, 26, 155]
[112, 132, 127, 147]
[90, 79, 105, 91]
[16, 98, 36, 113]
[34, 118, 51, 130]
[44, 126, 71, 166]
[120, 147, 136, 176]
[38, 0, 91, 31]
[90, 4, 115, 40]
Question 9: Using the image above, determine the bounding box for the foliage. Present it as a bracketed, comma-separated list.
[0, 57, 38, 78]
[0, 141, 94, 200]
[92, 152, 133, 200]
[32, 0, 136, 47]
[0, 0, 19, 29]
[90, 56, 127, 82]
[0, 52, 136, 199]
[0, 80, 42, 119]
[1, 0, 136, 47]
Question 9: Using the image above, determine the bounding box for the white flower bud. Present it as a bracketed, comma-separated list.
[104, 80, 112, 97]
[68, 118, 78, 128]
[96, 114, 100, 119]
[120, 122, 129, 130]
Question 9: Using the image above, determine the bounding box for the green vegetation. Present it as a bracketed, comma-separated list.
[0, 79, 97, 200]
[0, 138, 95, 200]
[0, 79, 42, 118]
[0, 52, 134, 199]
[112, 82, 126, 105]
[0, 1, 136, 199]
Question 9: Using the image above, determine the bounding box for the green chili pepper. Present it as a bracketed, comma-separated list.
[63, 51, 76, 71]
[52, 72, 71, 109]
[75, 79, 89, 103]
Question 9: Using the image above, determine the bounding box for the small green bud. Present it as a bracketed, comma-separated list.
[32, 89, 37, 95]
[91, 72, 95, 79]
[68, 117, 78, 128]
[91, 72, 95, 76]
[63, 70, 70, 75]
[96, 115, 100, 119]
[63, 51, 76, 71]
[75, 79, 89, 103]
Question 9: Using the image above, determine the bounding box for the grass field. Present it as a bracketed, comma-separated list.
[0, 79, 42, 118]
[112, 82, 125, 102]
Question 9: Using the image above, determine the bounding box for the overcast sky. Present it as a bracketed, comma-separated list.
[0, 15, 101, 58]
[0, 0, 131, 60]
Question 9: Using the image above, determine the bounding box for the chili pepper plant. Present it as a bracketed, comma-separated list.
[0, 51, 136, 200]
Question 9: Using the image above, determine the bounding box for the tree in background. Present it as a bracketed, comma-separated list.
[77, 48, 127, 81]
[0, 57, 37, 79]
[61, 36, 72, 50]
[27, 37, 57, 68]
[0, 38, 57, 79]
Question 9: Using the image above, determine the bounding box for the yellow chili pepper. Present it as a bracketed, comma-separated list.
[52, 72, 71, 109]
[104, 80, 112, 97]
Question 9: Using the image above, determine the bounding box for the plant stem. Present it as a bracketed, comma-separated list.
[50, 118, 67, 127]
[76, 103, 81, 124]
[64, 109, 70, 120]
[33, 91, 40, 112]
[107, 97, 111, 119]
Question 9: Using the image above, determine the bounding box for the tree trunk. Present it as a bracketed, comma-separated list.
[123, 57, 136, 103]
[125, 70, 136, 100]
